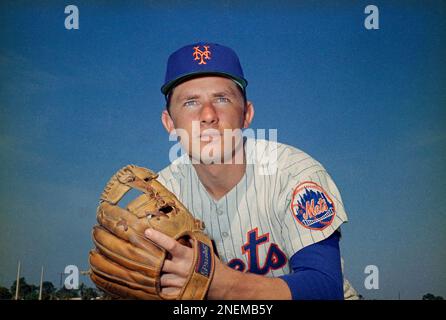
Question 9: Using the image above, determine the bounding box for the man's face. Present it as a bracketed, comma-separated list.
[162, 76, 254, 164]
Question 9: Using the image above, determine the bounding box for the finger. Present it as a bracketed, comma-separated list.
[144, 228, 183, 256]
[162, 259, 190, 277]
[160, 273, 186, 288]
[161, 287, 180, 296]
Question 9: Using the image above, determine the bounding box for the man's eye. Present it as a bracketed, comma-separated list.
[184, 100, 198, 107]
[215, 97, 230, 103]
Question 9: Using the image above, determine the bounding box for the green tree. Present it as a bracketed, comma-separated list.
[81, 288, 99, 300]
[78, 283, 101, 300]
[0, 286, 12, 300]
[10, 277, 37, 300]
[25, 290, 39, 300]
[55, 286, 79, 300]
[422, 293, 444, 300]
[41, 281, 56, 300]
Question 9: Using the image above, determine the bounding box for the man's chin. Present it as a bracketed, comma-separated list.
[185, 140, 245, 165]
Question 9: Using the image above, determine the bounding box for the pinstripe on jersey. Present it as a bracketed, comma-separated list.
[157, 138, 348, 278]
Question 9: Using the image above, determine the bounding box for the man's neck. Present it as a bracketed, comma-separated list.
[193, 160, 246, 201]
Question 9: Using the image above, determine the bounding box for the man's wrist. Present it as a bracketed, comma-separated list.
[208, 258, 241, 300]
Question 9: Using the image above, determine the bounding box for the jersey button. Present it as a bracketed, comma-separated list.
[217, 210, 224, 216]
[222, 232, 229, 238]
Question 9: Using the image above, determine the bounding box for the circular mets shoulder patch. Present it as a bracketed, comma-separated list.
[290, 181, 336, 230]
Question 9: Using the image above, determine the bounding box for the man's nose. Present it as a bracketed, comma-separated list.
[200, 101, 218, 125]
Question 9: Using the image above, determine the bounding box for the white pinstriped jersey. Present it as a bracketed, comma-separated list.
[157, 138, 350, 278]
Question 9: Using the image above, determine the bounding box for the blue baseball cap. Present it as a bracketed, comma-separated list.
[161, 42, 248, 96]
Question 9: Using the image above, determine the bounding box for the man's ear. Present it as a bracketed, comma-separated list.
[243, 101, 255, 129]
[161, 110, 175, 134]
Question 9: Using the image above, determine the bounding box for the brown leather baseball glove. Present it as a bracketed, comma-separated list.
[89, 165, 215, 300]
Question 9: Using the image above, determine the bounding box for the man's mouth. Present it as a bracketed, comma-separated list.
[198, 131, 222, 142]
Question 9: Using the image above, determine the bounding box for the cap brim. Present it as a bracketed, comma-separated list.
[161, 71, 247, 95]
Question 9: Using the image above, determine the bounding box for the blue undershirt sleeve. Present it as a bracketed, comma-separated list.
[279, 231, 344, 300]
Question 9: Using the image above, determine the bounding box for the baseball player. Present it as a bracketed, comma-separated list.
[143, 42, 358, 299]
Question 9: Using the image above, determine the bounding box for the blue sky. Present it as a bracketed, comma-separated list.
[0, 1, 445, 299]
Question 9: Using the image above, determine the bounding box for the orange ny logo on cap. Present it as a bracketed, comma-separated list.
[193, 45, 211, 65]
